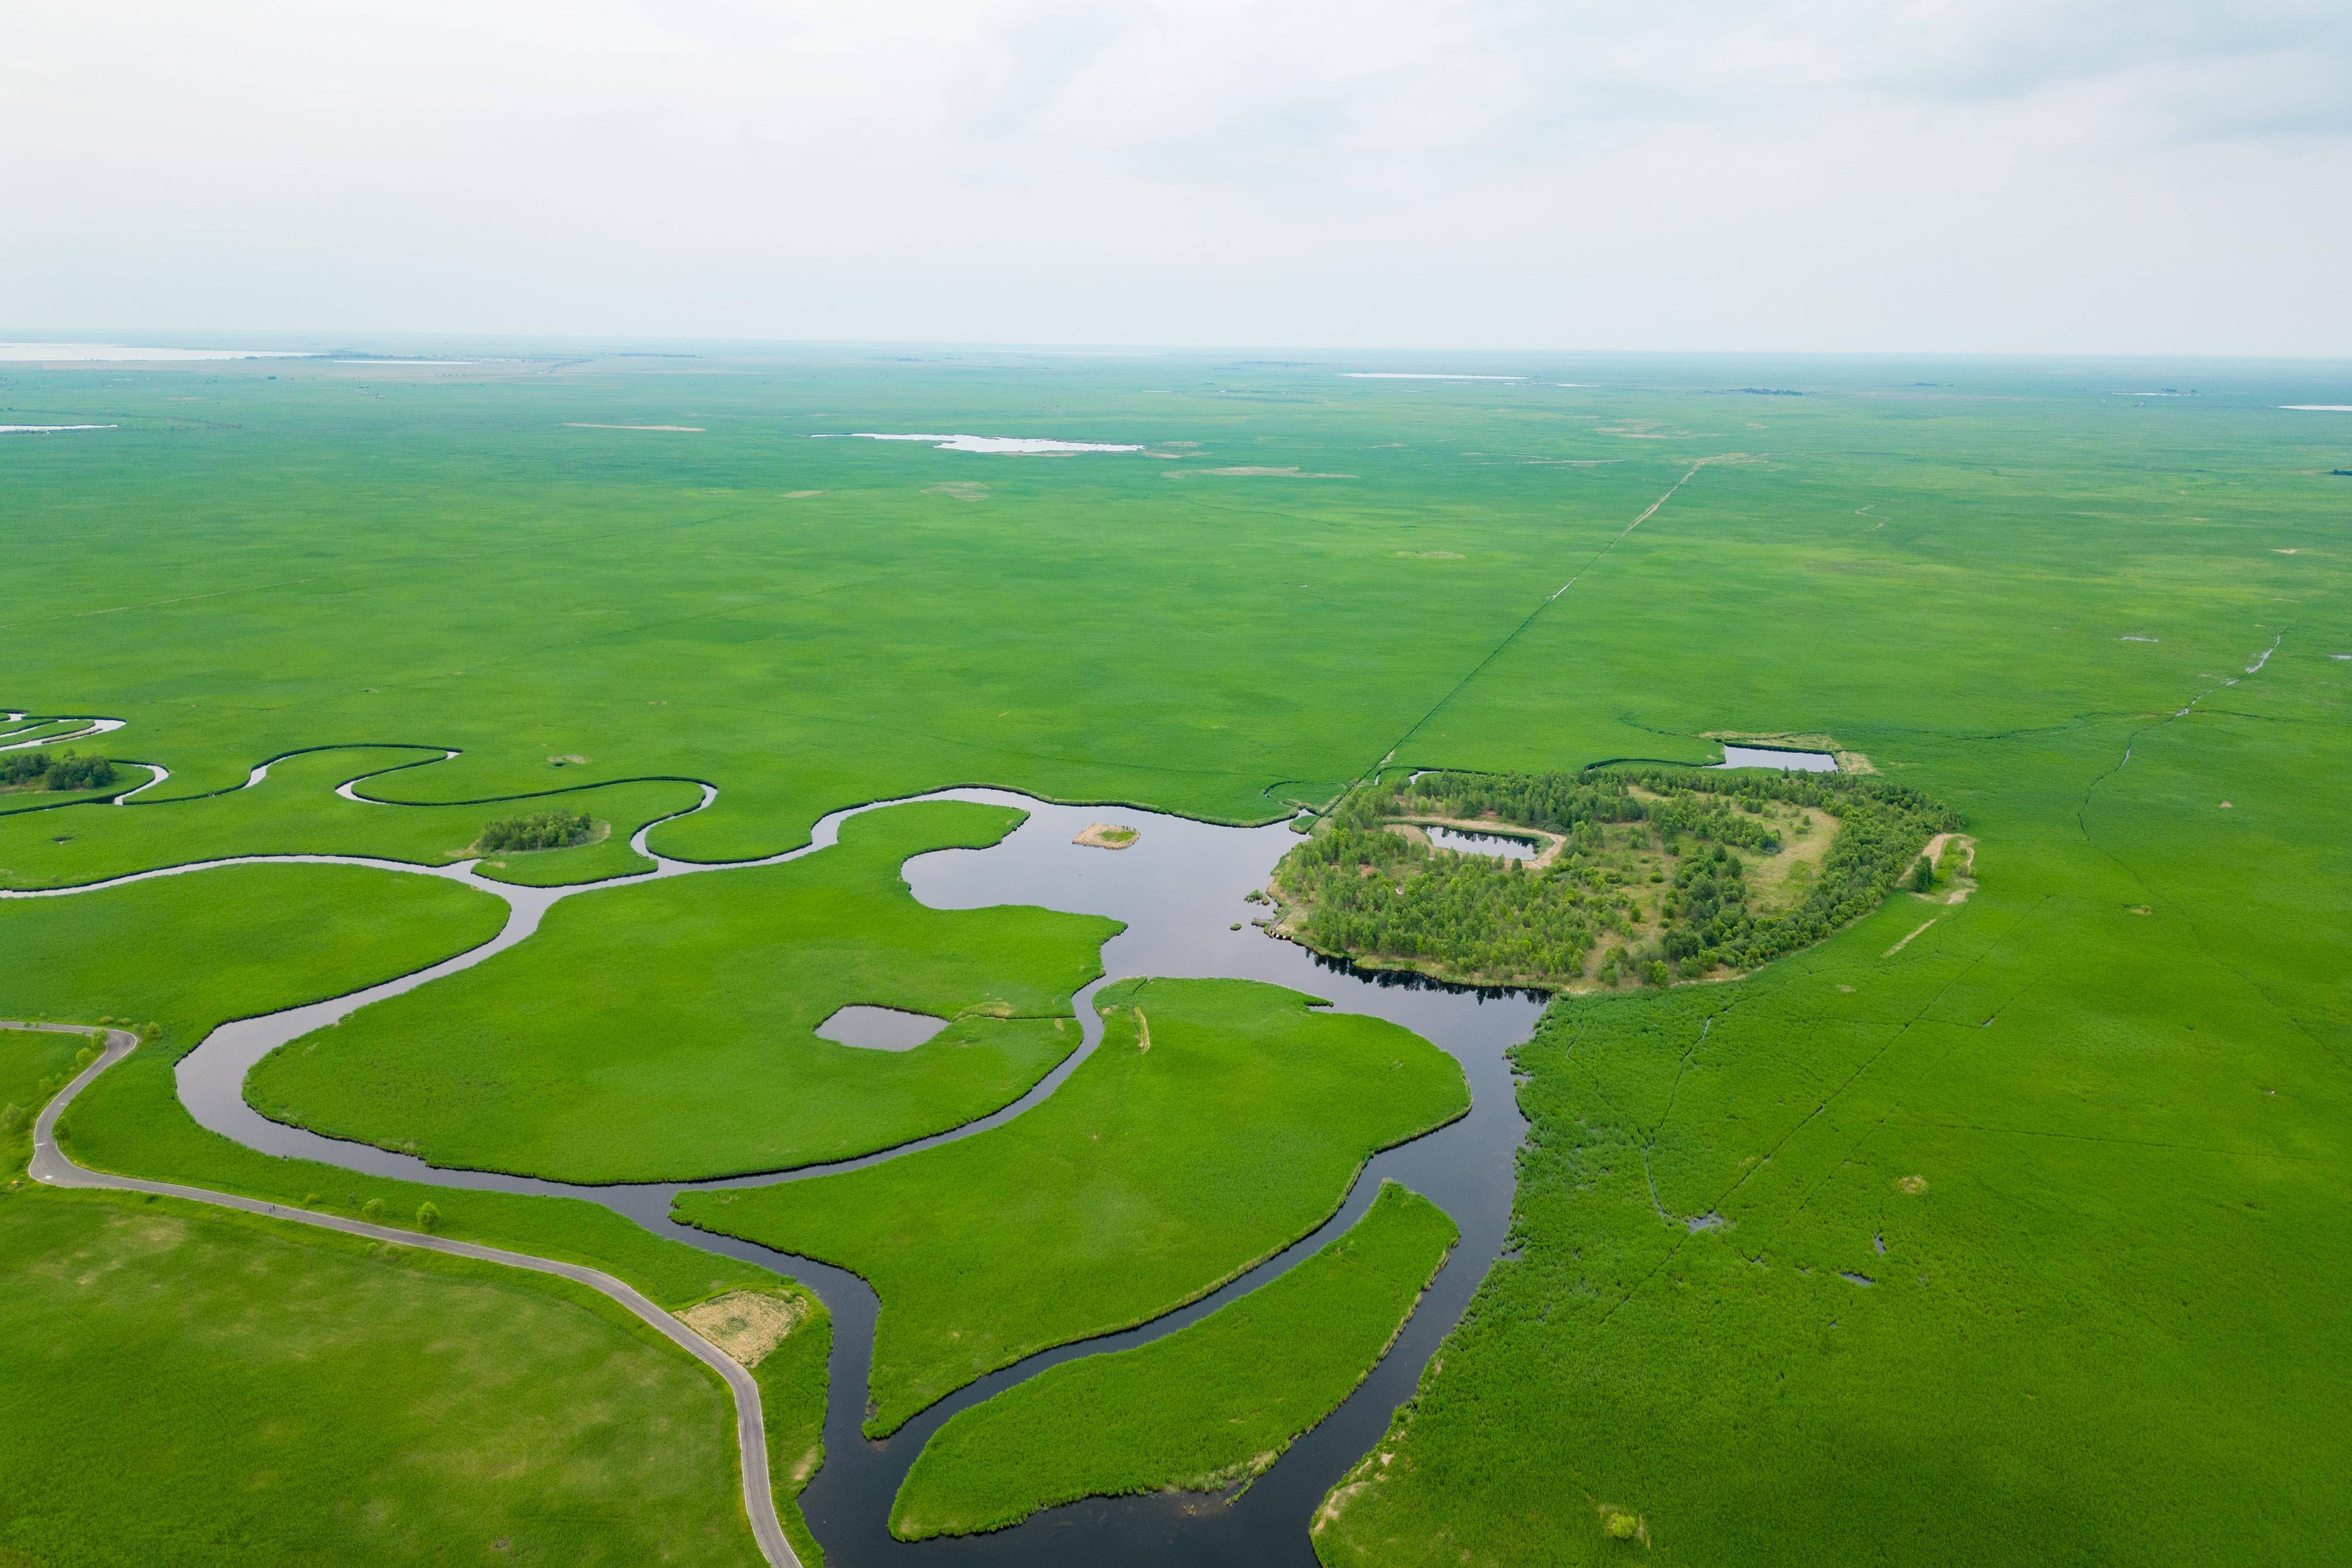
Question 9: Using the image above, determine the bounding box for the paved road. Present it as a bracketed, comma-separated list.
[12, 1021, 797, 1568]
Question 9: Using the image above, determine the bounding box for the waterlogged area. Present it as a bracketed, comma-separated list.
[828, 433, 1145, 454]
[1425, 824, 1542, 860]
[0, 343, 312, 362]
[29, 782, 1544, 1567]
[816, 1004, 950, 1052]
[1716, 744, 1838, 772]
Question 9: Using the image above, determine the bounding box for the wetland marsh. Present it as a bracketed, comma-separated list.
[1, 347, 2344, 1568]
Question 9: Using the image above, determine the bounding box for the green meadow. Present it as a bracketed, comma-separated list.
[678, 978, 1469, 1434]
[248, 799, 1119, 1182]
[1, 347, 2346, 1563]
[0, 1191, 763, 1567]
[892, 1180, 1458, 1540]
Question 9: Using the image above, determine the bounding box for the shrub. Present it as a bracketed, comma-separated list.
[0, 748, 117, 791]
[360, 1198, 388, 1223]
[416, 1201, 440, 1232]
[1909, 855, 1934, 893]
[476, 808, 593, 852]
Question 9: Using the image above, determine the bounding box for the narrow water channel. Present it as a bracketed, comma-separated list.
[70, 785, 1546, 1565]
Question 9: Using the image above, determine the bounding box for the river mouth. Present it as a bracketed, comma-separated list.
[141, 783, 1545, 1567]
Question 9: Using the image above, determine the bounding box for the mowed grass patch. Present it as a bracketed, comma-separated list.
[892, 1180, 1458, 1539]
[677, 977, 1469, 1435]
[248, 799, 1120, 1182]
[0, 746, 704, 890]
[0, 1192, 763, 1567]
[6, 862, 790, 1307]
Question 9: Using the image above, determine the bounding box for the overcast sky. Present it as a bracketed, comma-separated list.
[5, 0, 2348, 354]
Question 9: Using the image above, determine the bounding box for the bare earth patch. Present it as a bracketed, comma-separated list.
[563, 423, 704, 432]
[782, 489, 824, 499]
[1393, 550, 1465, 559]
[678, 1290, 806, 1367]
[1073, 822, 1139, 850]
[925, 482, 989, 501]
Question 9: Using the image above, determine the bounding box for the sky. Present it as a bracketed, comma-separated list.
[5, 0, 2349, 355]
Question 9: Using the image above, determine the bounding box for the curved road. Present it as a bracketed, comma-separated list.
[13, 1020, 799, 1568]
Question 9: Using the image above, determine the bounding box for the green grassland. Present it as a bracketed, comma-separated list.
[0, 1191, 763, 1567]
[0, 745, 704, 890]
[247, 799, 1120, 1182]
[678, 978, 1470, 1435]
[892, 1180, 1458, 1540]
[1, 349, 2346, 1563]
[4, 861, 802, 1304]
[0, 868, 834, 1560]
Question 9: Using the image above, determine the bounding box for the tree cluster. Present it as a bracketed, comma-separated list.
[0, 748, 118, 791]
[476, 807, 593, 851]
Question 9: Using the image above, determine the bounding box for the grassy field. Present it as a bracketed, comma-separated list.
[0, 745, 706, 890]
[0, 1191, 764, 1567]
[678, 978, 1469, 1435]
[892, 1180, 1458, 1540]
[1, 865, 839, 1559]
[248, 799, 1121, 1182]
[2, 861, 799, 1304]
[1, 348, 2346, 1562]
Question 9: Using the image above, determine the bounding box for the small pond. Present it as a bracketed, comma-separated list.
[814, 1004, 949, 1052]
[1716, 744, 1838, 773]
[1424, 824, 1542, 860]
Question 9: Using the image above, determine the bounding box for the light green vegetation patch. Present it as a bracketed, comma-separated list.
[679, 977, 1470, 1435]
[893, 1180, 1458, 1539]
[0, 746, 702, 889]
[0, 1193, 764, 1567]
[248, 800, 1119, 1183]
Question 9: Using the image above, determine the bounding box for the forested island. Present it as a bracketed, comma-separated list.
[1270, 766, 1957, 991]
[0, 749, 117, 793]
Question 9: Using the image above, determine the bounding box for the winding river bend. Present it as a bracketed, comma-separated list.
[17, 782, 1546, 1566]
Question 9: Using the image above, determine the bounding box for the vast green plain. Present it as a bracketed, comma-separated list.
[1, 346, 2345, 1564]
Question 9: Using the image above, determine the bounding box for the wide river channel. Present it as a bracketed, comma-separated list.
[134, 785, 1545, 1565]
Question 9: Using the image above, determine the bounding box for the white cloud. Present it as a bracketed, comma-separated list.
[1, 0, 2346, 352]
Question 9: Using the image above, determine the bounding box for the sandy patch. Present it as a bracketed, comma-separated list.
[1075, 822, 1139, 850]
[679, 1290, 806, 1367]
[1918, 833, 1978, 903]
[1884, 918, 1937, 956]
[1339, 372, 1524, 381]
[782, 490, 824, 499]
[564, 423, 704, 432]
[1134, 1007, 1152, 1053]
[1896, 1175, 1928, 1194]
[925, 482, 989, 501]
[546, 754, 589, 766]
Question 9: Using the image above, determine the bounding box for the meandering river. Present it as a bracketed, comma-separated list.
[49, 783, 1546, 1565]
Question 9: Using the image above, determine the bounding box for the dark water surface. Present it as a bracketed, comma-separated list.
[127, 786, 1545, 1566]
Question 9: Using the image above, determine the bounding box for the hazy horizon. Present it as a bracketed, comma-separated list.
[8, 1, 2349, 358]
